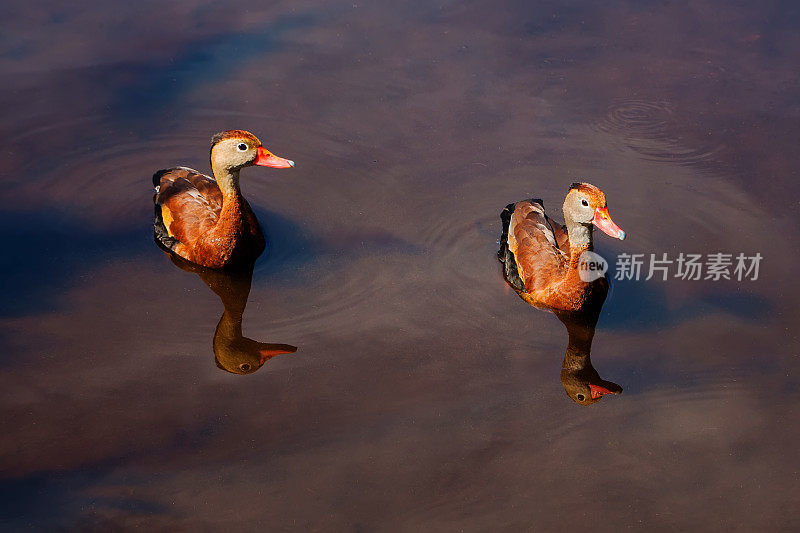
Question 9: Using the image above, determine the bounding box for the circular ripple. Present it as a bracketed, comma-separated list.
[595, 99, 721, 167]
[416, 209, 512, 321]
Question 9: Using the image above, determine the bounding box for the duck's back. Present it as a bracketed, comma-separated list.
[499, 199, 568, 296]
[153, 167, 223, 251]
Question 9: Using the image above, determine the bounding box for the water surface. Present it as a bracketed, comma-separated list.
[1, 0, 798, 530]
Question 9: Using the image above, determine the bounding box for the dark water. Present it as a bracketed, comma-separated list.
[2, 0, 799, 530]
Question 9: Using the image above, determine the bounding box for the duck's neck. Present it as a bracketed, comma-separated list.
[560, 316, 595, 371]
[216, 308, 244, 342]
[566, 217, 592, 252]
[213, 309, 247, 370]
[565, 218, 593, 271]
[211, 164, 247, 236]
[211, 162, 242, 199]
[562, 346, 591, 375]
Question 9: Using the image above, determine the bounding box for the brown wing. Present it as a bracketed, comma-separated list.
[508, 200, 567, 293]
[545, 214, 570, 251]
[154, 167, 223, 246]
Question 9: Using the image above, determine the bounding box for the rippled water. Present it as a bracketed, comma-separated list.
[2, 0, 798, 530]
[594, 99, 723, 166]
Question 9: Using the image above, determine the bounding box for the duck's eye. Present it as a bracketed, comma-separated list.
[239, 363, 251, 372]
[577, 394, 585, 401]
[237, 143, 248, 152]
[581, 199, 589, 207]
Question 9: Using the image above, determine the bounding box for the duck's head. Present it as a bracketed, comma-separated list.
[563, 182, 626, 240]
[214, 341, 297, 375]
[561, 366, 623, 405]
[210, 129, 294, 172]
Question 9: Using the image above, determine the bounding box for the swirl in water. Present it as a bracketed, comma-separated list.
[595, 99, 721, 167]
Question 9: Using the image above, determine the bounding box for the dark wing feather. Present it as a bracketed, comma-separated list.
[499, 202, 527, 293]
[545, 214, 569, 251]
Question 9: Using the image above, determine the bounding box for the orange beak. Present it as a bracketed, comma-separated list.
[591, 207, 626, 240]
[589, 383, 619, 399]
[254, 146, 295, 168]
[258, 345, 297, 365]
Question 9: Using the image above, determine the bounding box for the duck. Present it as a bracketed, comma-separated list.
[153, 130, 294, 269]
[214, 306, 297, 374]
[498, 182, 626, 312]
[167, 254, 297, 374]
[498, 182, 626, 405]
[555, 309, 622, 405]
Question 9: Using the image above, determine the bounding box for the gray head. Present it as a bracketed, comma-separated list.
[563, 182, 626, 240]
[210, 129, 295, 172]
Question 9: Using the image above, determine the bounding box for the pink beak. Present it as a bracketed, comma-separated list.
[254, 146, 295, 168]
[592, 207, 626, 240]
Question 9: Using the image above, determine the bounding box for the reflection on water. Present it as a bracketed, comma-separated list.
[165, 253, 297, 374]
[497, 197, 622, 405]
[556, 308, 622, 405]
[1, 0, 798, 529]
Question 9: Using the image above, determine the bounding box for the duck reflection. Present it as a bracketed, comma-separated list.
[166, 254, 297, 374]
[498, 260, 623, 406]
[554, 308, 622, 405]
[498, 188, 623, 405]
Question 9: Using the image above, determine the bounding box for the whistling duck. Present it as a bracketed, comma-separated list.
[498, 182, 626, 312]
[153, 130, 294, 269]
[168, 254, 297, 374]
[214, 307, 297, 375]
[556, 309, 622, 405]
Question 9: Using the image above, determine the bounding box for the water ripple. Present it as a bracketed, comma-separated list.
[594, 99, 722, 167]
